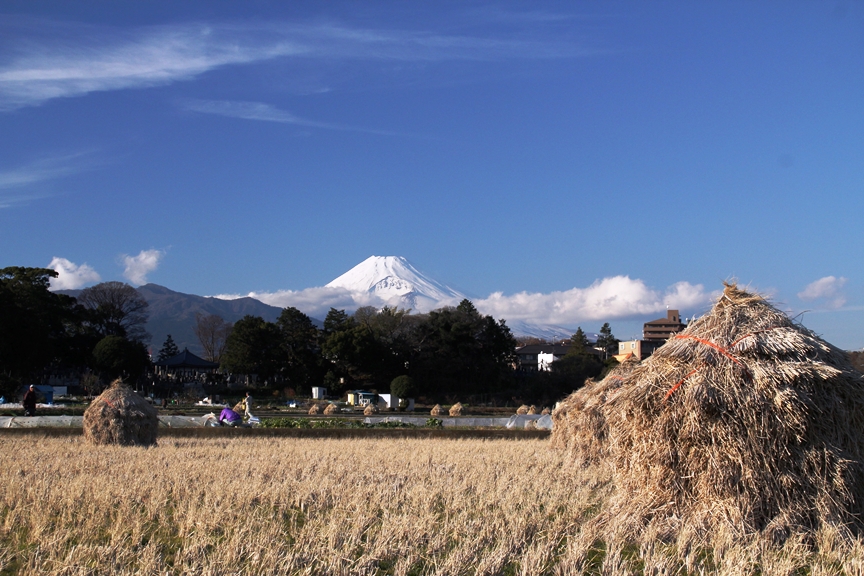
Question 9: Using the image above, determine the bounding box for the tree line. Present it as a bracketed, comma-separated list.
[0, 268, 152, 398]
[1, 266, 616, 405]
[216, 300, 616, 404]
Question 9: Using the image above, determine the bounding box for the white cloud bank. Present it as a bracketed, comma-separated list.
[798, 276, 848, 309]
[47, 257, 101, 290]
[474, 277, 711, 325]
[215, 286, 382, 320]
[218, 275, 714, 326]
[121, 249, 164, 285]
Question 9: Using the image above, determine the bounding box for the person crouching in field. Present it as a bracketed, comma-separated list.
[219, 407, 243, 427]
[22, 385, 37, 416]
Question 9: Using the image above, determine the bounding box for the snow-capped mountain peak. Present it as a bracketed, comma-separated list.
[326, 256, 465, 312]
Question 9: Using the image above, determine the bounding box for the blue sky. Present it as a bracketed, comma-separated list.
[2, 1, 863, 347]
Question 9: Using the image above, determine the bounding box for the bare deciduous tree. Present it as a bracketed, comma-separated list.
[77, 281, 150, 344]
[194, 313, 232, 363]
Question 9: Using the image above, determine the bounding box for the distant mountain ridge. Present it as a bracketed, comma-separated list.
[58, 284, 316, 355]
[137, 284, 308, 355]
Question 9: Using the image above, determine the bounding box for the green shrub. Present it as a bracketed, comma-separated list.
[390, 375, 416, 399]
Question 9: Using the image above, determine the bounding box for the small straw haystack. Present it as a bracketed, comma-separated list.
[516, 404, 529, 415]
[430, 404, 443, 416]
[527, 405, 538, 415]
[308, 403, 322, 415]
[83, 380, 158, 446]
[363, 403, 379, 415]
[323, 402, 340, 415]
[448, 402, 464, 417]
[562, 283, 864, 548]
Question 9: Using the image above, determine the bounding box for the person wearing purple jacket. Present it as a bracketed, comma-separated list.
[219, 407, 243, 427]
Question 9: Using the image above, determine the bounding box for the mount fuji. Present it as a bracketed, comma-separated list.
[324, 256, 578, 341]
[326, 256, 465, 313]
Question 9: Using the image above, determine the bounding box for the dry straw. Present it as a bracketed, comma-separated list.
[323, 403, 340, 415]
[448, 402, 463, 417]
[363, 403, 379, 415]
[430, 404, 443, 416]
[308, 403, 322, 415]
[83, 379, 158, 447]
[550, 356, 640, 464]
[516, 404, 529, 415]
[558, 282, 864, 551]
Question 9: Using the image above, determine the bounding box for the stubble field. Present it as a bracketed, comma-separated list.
[1, 435, 862, 575]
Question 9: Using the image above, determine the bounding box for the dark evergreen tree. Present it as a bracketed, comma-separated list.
[276, 307, 322, 390]
[568, 327, 589, 355]
[92, 335, 151, 381]
[390, 375, 416, 399]
[157, 334, 180, 362]
[220, 315, 284, 383]
[322, 308, 350, 336]
[411, 299, 516, 400]
[321, 318, 377, 388]
[595, 322, 619, 359]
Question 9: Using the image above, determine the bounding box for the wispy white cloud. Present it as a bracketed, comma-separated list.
[183, 99, 396, 135]
[798, 276, 847, 309]
[218, 275, 715, 326]
[0, 152, 94, 208]
[47, 257, 101, 290]
[121, 249, 164, 285]
[0, 19, 592, 110]
[0, 23, 304, 110]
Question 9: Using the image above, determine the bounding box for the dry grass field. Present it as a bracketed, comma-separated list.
[2, 435, 863, 575]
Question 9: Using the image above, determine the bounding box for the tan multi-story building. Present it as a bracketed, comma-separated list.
[643, 309, 686, 341]
[616, 339, 664, 361]
[614, 310, 688, 362]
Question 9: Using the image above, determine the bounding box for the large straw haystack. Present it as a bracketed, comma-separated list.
[83, 380, 158, 446]
[580, 283, 864, 546]
[550, 356, 640, 462]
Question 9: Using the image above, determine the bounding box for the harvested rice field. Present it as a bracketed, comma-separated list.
[2, 435, 864, 575]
